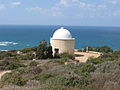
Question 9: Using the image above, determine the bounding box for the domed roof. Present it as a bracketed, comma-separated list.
[51, 27, 74, 40]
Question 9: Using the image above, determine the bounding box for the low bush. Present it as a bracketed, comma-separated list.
[0, 60, 26, 70]
[21, 48, 32, 53]
[79, 46, 113, 53]
[33, 73, 53, 83]
[30, 66, 42, 74]
[90, 61, 120, 90]
[87, 57, 103, 64]
[46, 75, 90, 89]
[87, 53, 120, 64]
[75, 63, 96, 75]
[60, 52, 75, 60]
[29, 61, 39, 67]
[1, 50, 120, 90]
[8, 63, 26, 70]
[1, 72, 27, 86]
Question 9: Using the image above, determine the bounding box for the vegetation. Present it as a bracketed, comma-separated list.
[36, 40, 53, 59]
[1, 72, 27, 86]
[0, 59, 26, 70]
[0, 40, 53, 60]
[0, 43, 120, 90]
[60, 52, 75, 60]
[0, 51, 18, 60]
[79, 46, 113, 53]
[29, 61, 39, 67]
[0, 40, 76, 61]
[87, 51, 120, 64]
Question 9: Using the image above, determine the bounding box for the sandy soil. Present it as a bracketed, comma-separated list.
[75, 51, 101, 63]
[0, 70, 11, 79]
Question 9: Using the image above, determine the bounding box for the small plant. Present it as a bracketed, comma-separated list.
[29, 61, 39, 67]
[30, 66, 42, 74]
[87, 57, 102, 64]
[60, 52, 75, 60]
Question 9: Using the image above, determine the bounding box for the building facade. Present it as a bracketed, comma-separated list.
[50, 27, 75, 55]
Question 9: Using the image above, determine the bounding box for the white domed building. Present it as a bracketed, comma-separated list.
[50, 27, 75, 55]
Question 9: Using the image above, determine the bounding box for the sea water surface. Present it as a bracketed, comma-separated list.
[0, 25, 120, 50]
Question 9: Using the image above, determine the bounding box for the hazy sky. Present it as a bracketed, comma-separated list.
[0, 0, 120, 26]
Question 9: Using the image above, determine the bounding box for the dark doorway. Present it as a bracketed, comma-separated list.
[54, 48, 59, 54]
[54, 48, 60, 58]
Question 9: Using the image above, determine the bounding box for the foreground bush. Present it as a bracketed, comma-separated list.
[46, 75, 90, 89]
[0, 60, 26, 70]
[33, 73, 53, 84]
[1, 72, 27, 86]
[90, 61, 120, 90]
[74, 63, 96, 75]
[60, 52, 75, 61]
[29, 61, 39, 67]
[1, 51, 120, 90]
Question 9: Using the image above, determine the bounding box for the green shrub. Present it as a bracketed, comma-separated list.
[87, 53, 120, 64]
[0, 60, 26, 70]
[1, 72, 27, 86]
[36, 40, 53, 59]
[79, 46, 113, 53]
[60, 52, 75, 60]
[87, 57, 102, 64]
[29, 61, 39, 67]
[75, 63, 96, 75]
[33, 73, 53, 82]
[47, 75, 90, 89]
[61, 57, 69, 62]
[54, 53, 60, 58]
[80, 64, 96, 73]
[21, 48, 32, 53]
[0, 60, 9, 66]
[95, 46, 113, 53]
[113, 51, 120, 54]
[8, 63, 26, 70]
[15, 66, 42, 75]
[30, 66, 42, 74]
[90, 61, 120, 90]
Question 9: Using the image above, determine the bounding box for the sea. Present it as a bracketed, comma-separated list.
[0, 25, 120, 51]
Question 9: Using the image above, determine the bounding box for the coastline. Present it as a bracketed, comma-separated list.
[0, 26, 120, 50]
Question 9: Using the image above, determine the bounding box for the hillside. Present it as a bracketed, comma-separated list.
[0, 50, 120, 90]
[0, 43, 120, 90]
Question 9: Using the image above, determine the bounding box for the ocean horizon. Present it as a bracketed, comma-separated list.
[0, 25, 120, 50]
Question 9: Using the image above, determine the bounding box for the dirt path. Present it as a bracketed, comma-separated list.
[0, 70, 11, 79]
[75, 51, 101, 63]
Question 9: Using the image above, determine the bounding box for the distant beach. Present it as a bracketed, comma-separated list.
[0, 25, 120, 50]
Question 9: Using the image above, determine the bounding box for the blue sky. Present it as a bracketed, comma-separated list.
[0, 0, 120, 26]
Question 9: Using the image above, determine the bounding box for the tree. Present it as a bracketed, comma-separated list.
[95, 46, 113, 53]
[36, 40, 53, 59]
[79, 46, 113, 53]
[36, 40, 47, 59]
[46, 45, 53, 59]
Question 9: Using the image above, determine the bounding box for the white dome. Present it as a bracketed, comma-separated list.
[52, 27, 74, 40]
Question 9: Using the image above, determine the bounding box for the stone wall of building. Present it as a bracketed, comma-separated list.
[51, 39, 74, 55]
